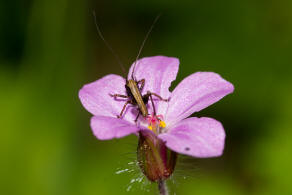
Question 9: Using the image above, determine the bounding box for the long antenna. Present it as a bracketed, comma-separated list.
[92, 11, 127, 76]
[131, 14, 161, 79]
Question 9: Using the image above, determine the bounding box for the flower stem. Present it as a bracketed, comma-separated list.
[158, 180, 168, 195]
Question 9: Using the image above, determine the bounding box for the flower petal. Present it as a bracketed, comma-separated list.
[91, 116, 140, 140]
[158, 117, 226, 158]
[79, 74, 136, 122]
[128, 56, 179, 116]
[165, 72, 234, 125]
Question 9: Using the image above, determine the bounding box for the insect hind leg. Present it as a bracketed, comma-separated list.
[134, 112, 140, 122]
[117, 100, 130, 118]
[144, 91, 169, 116]
[147, 91, 169, 102]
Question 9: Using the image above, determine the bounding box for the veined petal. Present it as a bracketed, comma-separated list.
[165, 72, 234, 125]
[79, 74, 136, 123]
[128, 56, 179, 116]
[158, 117, 226, 158]
[91, 116, 139, 140]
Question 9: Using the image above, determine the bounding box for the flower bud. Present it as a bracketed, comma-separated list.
[137, 130, 177, 182]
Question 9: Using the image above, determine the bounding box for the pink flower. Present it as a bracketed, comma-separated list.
[79, 56, 234, 158]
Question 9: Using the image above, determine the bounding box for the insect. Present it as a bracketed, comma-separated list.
[110, 65, 169, 122]
[93, 12, 168, 122]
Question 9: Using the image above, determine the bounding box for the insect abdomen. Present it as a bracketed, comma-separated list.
[127, 80, 148, 117]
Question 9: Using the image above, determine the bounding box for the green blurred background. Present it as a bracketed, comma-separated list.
[1, 0, 292, 194]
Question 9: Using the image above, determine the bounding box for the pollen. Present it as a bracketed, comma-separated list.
[159, 121, 166, 128]
[146, 113, 166, 134]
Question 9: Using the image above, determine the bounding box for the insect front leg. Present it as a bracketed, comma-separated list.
[109, 93, 128, 99]
[137, 79, 145, 91]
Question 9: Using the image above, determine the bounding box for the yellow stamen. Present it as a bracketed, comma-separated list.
[147, 117, 166, 135]
[159, 121, 166, 128]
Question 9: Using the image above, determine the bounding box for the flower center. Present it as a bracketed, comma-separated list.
[146, 113, 166, 134]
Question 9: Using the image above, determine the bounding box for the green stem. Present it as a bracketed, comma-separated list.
[158, 180, 168, 195]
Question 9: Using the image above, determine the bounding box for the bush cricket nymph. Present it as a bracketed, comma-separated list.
[93, 12, 168, 122]
[108, 16, 169, 121]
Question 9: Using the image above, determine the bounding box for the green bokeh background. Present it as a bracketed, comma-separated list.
[1, 1, 292, 194]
